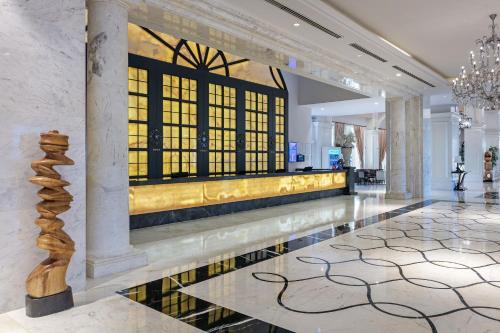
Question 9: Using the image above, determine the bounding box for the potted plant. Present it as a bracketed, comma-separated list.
[489, 146, 498, 167]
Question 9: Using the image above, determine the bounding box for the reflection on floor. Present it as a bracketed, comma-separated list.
[3, 185, 500, 332]
[119, 201, 433, 332]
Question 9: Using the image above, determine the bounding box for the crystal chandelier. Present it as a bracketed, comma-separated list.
[452, 14, 500, 111]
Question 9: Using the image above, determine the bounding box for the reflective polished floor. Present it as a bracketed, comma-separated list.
[3, 187, 500, 332]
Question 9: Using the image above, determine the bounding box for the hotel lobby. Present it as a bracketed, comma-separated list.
[1, 0, 500, 332]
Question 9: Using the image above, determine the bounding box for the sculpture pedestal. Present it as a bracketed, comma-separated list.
[26, 286, 73, 318]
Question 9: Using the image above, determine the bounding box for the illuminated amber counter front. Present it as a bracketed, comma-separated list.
[129, 170, 350, 228]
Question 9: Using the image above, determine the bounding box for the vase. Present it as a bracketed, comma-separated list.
[341, 147, 353, 167]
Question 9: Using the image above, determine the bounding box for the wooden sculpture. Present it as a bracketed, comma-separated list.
[26, 131, 75, 316]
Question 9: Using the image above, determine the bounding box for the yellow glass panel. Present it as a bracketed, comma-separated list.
[129, 164, 138, 176]
[128, 108, 137, 121]
[138, 96, 147, 109]
[128, 80, 137, 93]
[139, 152, 148, 163]
[172, 112, 179, 124]
[172, 87, 179, 99]
[163, 164, 171, 175]
[138, 109, 147, 121]
[129, 151, 138, 163]
[172, 102, 179, 112]
[138, 124, 147, 136]
[128, 67, 137, 80]
[163, 112, 172, 123]
[172, 76, 179, 87]
[129, 95, 138, 108]
[138, 136, 147, 148]
[138, 69, 147, 81]
[128, 123, 138, 135]
[163, 86, 171, 98]
[138, 82, 147, 94]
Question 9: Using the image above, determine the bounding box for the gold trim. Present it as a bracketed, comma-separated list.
[129, 172, 346, 215]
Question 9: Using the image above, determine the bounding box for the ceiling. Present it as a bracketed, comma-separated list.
[126, 0, 450, 98]
[324, 0, 500, 78]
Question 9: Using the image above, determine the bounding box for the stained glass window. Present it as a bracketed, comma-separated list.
[245, 91, 268, 173]
[162, 74, 197, 177]
[208, 84, 237, 176]
[128, 67, 148, 179]
[275, 97, 285, 171]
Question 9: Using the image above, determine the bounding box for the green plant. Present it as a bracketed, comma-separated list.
[489, 146, 498, 167]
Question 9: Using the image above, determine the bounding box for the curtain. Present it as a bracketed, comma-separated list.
[334, 122, 345, 147]
[353, 125, 364, 168]
[378, 129, 387, 169]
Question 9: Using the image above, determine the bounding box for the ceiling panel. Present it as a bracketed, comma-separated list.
[324, 0, 500, 78]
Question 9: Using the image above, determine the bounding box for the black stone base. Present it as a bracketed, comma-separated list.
[26, 286, 73, 317]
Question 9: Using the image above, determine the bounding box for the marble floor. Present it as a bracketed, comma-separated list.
[3, 190, 500, 332]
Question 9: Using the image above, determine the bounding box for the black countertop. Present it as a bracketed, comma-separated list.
[130, 169, 348, 186]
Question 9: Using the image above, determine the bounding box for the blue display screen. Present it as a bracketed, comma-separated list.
[289, 142, 297, 162]
[328, 147, 342, 168]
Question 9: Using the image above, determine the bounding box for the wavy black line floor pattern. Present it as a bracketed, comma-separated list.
[177, 201, 500, 333]
[250, 202, 500, 332]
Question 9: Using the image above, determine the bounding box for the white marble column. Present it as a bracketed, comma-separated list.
[422, 108, 432, 196]
[311, 117, 334, 168]
[385, 97, 411, 199]
[430, 111, 460, 190]
[485, 111, 500, 180]
[86, 0, 147, 277]
[464, 106, 486, 190]
[406, 96, 424, 197]
[364, 115, 379, 169]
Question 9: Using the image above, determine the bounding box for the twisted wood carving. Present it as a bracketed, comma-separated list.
[26, 131, 75, 298]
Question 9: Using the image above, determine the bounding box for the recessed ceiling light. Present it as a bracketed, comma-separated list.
[396, 73, 402, 77]
[320, 107, 325, 110]
[374, 102, 379, 105]
[293, 22, 300, 27]
[357, 54, 362, 57]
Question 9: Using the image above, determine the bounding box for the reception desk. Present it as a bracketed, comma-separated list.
[129, 169, 354, 229]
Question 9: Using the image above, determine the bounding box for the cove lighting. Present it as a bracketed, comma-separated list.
[379, 37, 412, 57]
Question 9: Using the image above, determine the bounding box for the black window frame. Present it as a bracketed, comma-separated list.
[128, 53, 288, 182]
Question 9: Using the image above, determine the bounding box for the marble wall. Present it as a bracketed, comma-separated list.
[284, 71, 313, 170]
[430, 112, 460, 190]
[0, 0, 86, 312]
